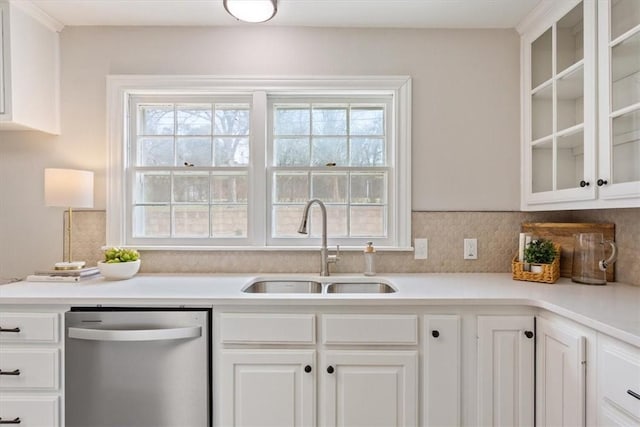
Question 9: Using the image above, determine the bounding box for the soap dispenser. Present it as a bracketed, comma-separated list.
[364, 241, 376, 276]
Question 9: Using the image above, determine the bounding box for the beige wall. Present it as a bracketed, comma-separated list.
[0, 25, 525, 280]
[50, 208, 640, 286]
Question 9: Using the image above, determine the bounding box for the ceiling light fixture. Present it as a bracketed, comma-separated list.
[223, 0, 277, 23]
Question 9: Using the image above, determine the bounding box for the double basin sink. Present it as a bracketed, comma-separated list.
[243, 279, 396, 295]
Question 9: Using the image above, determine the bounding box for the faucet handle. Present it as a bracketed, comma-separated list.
[328, 245, 341, 264]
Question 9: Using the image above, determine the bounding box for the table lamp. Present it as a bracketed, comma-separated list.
[44, 168, 94, 270]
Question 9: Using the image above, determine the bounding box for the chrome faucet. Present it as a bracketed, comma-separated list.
[298, 199, 340, 276]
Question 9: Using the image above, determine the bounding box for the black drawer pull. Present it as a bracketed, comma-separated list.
[0, 369, 20, 376]
[628, 389, 640, 400]
[0, 417, 21, 424]
[0, 327, 20, 333]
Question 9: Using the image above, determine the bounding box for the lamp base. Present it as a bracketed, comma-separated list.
[54, 261, 86, 270]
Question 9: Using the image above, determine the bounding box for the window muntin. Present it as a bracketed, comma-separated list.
[269, 99, 391, 242]
[130, 99, 251, 241]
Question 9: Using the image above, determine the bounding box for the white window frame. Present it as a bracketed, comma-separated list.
[106, 75, 412, 250]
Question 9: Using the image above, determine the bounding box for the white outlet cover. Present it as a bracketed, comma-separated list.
[414, 238, 428, 260]
[464, 238, 477, 260]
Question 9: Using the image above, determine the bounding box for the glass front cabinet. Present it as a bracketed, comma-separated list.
[519, 0, 640, 209]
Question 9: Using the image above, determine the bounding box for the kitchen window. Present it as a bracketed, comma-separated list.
[107, 76, 411, 249]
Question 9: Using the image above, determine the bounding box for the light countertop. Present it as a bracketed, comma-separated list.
[1, 273, 639, 346]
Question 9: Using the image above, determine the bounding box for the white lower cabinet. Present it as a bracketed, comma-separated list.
[477, 315, 535, 427]
[321, 350, 418, 427]
[536, 317, 587, 427]
[597, 334, 640, 426]
[0, 309, 64, 427]
[219, 349, 316, 427]
[0, 396, 59, 427]
[424, 315, 461, 427]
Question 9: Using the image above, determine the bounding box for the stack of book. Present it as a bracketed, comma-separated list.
[518, 232, 536, 272]
[26, 267, 100, 282]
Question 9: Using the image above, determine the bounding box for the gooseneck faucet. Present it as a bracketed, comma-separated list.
[298, 199, 340, 276]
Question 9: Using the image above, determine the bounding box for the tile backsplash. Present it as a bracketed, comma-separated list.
[67, 208, 639, 286]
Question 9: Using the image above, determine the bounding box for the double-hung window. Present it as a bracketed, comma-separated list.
[129, 96, 252, 246]
[107, 77, 411, 249]
[269, 97, 392, 246]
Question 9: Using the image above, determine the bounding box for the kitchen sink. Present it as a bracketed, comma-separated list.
[326, 282, 396, 294]
[243, 280, 323, 294]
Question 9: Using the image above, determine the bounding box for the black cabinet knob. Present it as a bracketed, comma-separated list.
[597, 179, 608, 187]
[524, 330, 534, 339]
[579, 180, 590, 187]
[431, 330, 440, 338]
[304, 365, 312, 373]
[327, 366, 334, 374]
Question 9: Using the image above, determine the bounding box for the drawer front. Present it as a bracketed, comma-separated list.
[0, 313, 59, 343]
[220, 313, 315, 344]
[599, 339, 640, 419]
[322, 314, 418, 345]
[0, 349, 59, 390]
[0, 396, 59, 427]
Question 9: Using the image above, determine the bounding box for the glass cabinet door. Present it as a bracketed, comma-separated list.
[528, 1, 596, 202]
[599, 0, 640, 198]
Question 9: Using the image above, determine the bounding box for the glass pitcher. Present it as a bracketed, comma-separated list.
[571, 233, 618, 285]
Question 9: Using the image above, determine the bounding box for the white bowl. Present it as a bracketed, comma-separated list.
[97, 260, 141, 280]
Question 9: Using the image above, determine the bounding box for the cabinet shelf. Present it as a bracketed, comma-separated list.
[557, 122, 584, 138]
[531, 135, 553, 147]
[557, 59, 585, 80]
[610, 23, 640, 49]
[531, 80, 553, 96]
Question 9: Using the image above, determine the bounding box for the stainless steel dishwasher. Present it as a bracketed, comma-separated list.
[65, 308, 211, 427]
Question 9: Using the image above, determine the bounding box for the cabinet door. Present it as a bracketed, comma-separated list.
[597, 0, 640, 200]
[597, 335, 640, 426]
[424, 315, 461, 427]
[477, 316, 535, 427]
[219, 349, 315, 427]
[523, 0, 598, 206]
[536, 318, 586, 427]
[321, 350, 418, 427]
[0, 4, 5, 115]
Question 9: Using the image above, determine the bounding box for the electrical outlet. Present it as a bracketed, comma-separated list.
[464, 238, 478, 260]
[414, 238, 428, 260]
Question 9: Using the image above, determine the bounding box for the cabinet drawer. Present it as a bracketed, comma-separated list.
[0, 313, 59, 343]
[0, 349, 59, 390]
[0, 396, 59, 427]
[322, 314, 418, 345]
[600, 339, 640, 419]
[220, 313, 315, 344]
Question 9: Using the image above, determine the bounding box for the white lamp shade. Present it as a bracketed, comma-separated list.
[224, 0, 277, 23]
[44, 168, 94, 208]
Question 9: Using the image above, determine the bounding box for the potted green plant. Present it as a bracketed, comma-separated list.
[97, 247, 141, 280]
[524, 239, 558, 273]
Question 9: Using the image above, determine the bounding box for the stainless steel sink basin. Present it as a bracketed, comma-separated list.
[326, 282, 396, 294]
[243, 280, 322, 294]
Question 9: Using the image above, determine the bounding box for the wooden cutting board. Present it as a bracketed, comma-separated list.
[521, 223, 616, 282]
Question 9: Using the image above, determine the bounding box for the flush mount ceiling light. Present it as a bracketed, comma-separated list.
[223, 0, 277, 23]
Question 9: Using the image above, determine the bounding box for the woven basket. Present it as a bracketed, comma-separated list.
[512, 244, 561, 284]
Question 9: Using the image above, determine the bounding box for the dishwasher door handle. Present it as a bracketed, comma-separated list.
[68, 326, 202, 342]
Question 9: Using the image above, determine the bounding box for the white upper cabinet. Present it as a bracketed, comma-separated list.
[0, 0, 61, 134]
[520, 0, 598, 208]
[597, 0, 640, 201]
[519, 0, 640, 210]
